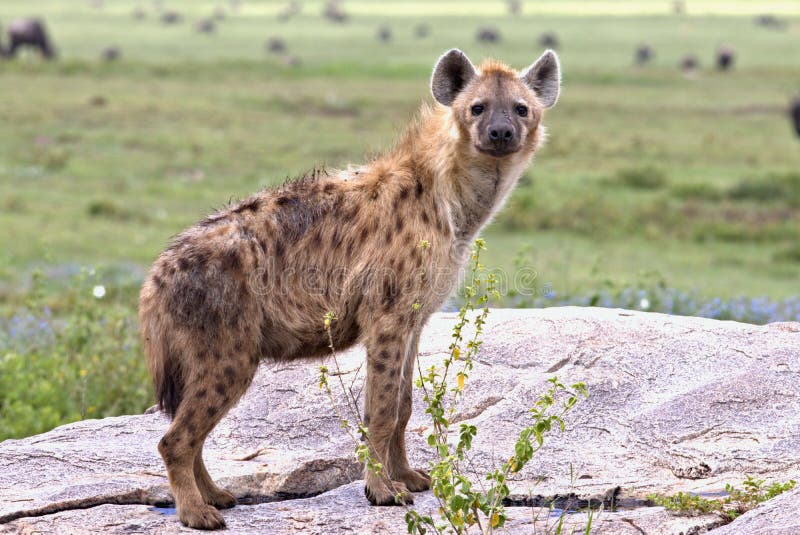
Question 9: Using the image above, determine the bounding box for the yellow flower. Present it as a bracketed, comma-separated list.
[491, 512, 500, 527]
[457, 373, 465, 390]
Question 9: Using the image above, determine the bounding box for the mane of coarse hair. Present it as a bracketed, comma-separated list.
[478, 58, 518, 77]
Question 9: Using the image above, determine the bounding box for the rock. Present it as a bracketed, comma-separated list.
[1, 308, 798, 533]
[710, 487, 800, 534]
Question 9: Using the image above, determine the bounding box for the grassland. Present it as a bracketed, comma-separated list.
[0, 1, 799, 438]
[2, 0, 799, 301]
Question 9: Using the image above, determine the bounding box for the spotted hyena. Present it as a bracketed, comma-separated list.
[140, 48, 560, 529]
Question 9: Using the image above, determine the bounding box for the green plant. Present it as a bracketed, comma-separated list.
[405, 240, 589, 534]
[0, 268, 151, 440]
[647, 476, 796, 523]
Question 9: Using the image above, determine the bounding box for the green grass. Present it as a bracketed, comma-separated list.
[2, 1, 799, 301]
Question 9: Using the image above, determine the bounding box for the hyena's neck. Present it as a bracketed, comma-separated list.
[393, 105, 536, 244]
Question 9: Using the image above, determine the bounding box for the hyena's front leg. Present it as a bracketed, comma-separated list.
[363, 326, 415, 505]
[385, 329, 431, 492]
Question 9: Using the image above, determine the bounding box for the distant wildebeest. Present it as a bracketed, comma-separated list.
[673, 0, 685, 15]
[476, 26, 500, 43]
[377, 25, 392, 43]
[680, 55, 699, 72]
[195, 19, 216, 34]
[265, 38, 286, 54]
[213, 7, 227, 21]
[132, 6, 147, 20]
[161, 11, 183, 25]
[1, 18, 56, 59]
[538, 32, 559, 49]
[507, 0, 521, 15]
[414, 24, 430, 38]
[635, 44, 654, 66]
[754, 14, 787, 30]
[101, 46, 121, 61]
[716, 45, 735, 71]
[790, 97, 800, 138]
[323, 1, 348, 23]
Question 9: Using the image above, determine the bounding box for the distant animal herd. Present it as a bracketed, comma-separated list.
[1, 0, 798, 137]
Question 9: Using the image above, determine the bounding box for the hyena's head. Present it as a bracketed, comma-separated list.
[431, 48, 560, 159]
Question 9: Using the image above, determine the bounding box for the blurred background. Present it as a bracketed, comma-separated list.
[1, 0, 799, 440]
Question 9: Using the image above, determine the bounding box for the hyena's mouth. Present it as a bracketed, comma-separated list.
[474, 144, 521, 158]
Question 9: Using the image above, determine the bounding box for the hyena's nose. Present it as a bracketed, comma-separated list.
[488, 123, 514, 143]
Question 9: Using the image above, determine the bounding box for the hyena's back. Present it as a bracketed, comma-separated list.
[140, 167, 435, 418]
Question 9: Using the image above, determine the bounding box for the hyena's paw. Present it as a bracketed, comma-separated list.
[395, 468, 431, 492]
[365, 479, 413, 506]
[179, 503, 226, 530]
[201, 487, 237, 510]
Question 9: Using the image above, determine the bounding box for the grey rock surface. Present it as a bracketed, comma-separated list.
[1, 307, 798, 533]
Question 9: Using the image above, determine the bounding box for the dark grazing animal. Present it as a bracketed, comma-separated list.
[1, 18, 56, 59]
[790, 97, 800, 138]
[141, 48, 561, 530]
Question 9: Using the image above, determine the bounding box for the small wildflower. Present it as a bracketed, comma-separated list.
[639, 297, 650, 310]
[92, 285, 106, 299]
[418, 239, 430, 249]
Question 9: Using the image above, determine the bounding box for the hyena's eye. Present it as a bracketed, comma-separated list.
[515, 104, 529, 117]
[470, 104, 484, 116]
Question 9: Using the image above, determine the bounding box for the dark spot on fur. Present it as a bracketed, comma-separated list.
[382, 278, 397, 310]
[275, 241, 285, 258]
[207, 406, 218, 417]
[374, 361, 387, 373]
[360, 226, 370, 242]
[178, 257, 191, 271]
[189, 439, 197, 448]
[223, 365, 236, 381]
[399, 186, 410, 200]
[395, 217, 404, 233]
[153, 275, 165, 289]
[159, 437, 170, 448]
[214, 382, 226, 397]
[324, 182, 335, 193]
[421, 211, 430, 224]
[220, 249, 241, 271]
[379, 350, 390, 360]
[275, 195, 292, 206]
[187, 423, 196, 434]
[415, 180, 424, 198]
[197, 389, 207, 399]
[379, 405, 393, 417]
[234, 197, 261, 213]
[377, 333, 394, 345]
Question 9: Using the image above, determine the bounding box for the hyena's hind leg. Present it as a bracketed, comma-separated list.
[194, 451, 237, 509]
[158, 348, 259, 529]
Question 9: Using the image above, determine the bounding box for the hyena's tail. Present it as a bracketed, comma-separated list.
[140, 282, 184, 420]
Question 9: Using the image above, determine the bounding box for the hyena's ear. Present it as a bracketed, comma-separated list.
[431, 49, 477, 106]
[520, 49, 561, 108]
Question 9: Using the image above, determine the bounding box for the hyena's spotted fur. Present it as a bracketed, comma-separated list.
[140, 48, 560, 529]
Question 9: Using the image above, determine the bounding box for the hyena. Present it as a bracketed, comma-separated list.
[140, 48, 560, 529]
